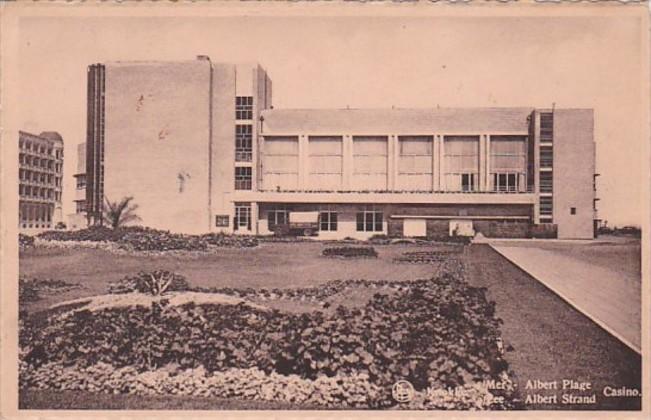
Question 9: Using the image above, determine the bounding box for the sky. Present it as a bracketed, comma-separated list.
[15, 12, 647, 227]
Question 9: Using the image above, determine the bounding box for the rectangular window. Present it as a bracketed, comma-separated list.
[570, 207, 576, 215]
[319, 212, 338, 231]
[540, 196, 553, 216]
[492, 172, 520, 192]
[461, 173, 476, 192]
[236, 96, 253, 120]
[540, 146, 553, 168]
[75, 201, 86, 214]
[234, 203, 252, 231]
[444, 136, 479, 191]
[76, 175, 87, 189]
[540, 171, 553, 193]
[267, 208, 289, 229]
[234, 167, 252, 190]
[215, 215, 229, 227]
[356, 209, 383, 232]
[235, 124, 253, 162]
[540, 112, 554, 142]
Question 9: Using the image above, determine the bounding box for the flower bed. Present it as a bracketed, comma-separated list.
[35, 226, 258, 252]
[20, 259, 518, 409]
[322, 246, 378, 259]
[393, 248, 463, 264]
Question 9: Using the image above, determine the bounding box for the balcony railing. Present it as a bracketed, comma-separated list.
[256, 186, 536, 194]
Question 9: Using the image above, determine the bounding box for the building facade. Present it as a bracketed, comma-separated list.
[18, 130, 64, 233]
[85, 56, 597, 239]
[67, 142, 87, 230]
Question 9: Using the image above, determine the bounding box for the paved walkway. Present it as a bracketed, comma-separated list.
[490, 245, 641, 353]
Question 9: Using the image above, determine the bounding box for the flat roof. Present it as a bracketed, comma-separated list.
[260, 107, 534, 135]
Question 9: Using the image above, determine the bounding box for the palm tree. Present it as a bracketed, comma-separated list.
[103, 196, 141, 229]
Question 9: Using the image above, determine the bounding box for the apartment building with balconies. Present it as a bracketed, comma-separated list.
[18, 130, 64, 233]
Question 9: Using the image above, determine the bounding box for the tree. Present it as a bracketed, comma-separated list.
[103, 196, 141, 229]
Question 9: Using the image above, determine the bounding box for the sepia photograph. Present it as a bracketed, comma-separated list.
[1, 2, 649, 416]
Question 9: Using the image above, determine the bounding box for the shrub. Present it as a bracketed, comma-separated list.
[322, 246, 378, 258]
[201, 232, 258, 248]
[19, 234, 35, 249]
[368, 234, 390, 245]
[36, 226, 259, 252]
[108, 271, 189, 295]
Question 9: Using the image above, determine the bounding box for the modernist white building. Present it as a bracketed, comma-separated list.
[84, 56, 597, 239]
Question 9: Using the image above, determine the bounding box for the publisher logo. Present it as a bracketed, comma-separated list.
[392, 380, 415, 403]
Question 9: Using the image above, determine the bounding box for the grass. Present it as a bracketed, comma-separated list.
[464, 245, 641, 411]
[19, 242, 442, 314]
[19, 389, 323, 410]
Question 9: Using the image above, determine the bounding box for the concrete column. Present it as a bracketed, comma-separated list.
[388, 135, 397, 190]
[432, 134, 439, 191]
[343, 134, 352, 190]
[298, 134, 308, 190]
[486, 134, 491, 191]
[439, 135, 446, 191]
[251, 201, 259, 234]
[479, 134, 487, 191]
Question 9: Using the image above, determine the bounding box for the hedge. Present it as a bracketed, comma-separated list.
[36, 226, 258, 252]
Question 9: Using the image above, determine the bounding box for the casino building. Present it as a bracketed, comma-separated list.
[84, 56, 597, 239]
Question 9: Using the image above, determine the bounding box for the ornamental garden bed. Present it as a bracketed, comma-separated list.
[30, 226, 258, 253]
[393, 247, 464, 264]
[322, 246, 378, 259]
[19, 258, 520, 409]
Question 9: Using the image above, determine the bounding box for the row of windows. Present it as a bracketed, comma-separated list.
[234, 205, 384, 233]
[235, 124, 253, 162]
[540, 196, 553, 216]
[266, 210, 339, 232]
[19, 203, 53, 223]
[492, 173, 520, 192]
[540, 146, 553, 168]
[540, 112, 554, 143]
[19, 185, 61, 201]
[19, 169, 61, 185]
[21, 223, 52, 229]
[236, 96, 253, 120]
[19, 140, 63, 158]
[539, 172, 553, 193]
[19, 154, 61, 171]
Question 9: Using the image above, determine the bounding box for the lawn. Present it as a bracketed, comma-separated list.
[20, 242, 443, 314]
